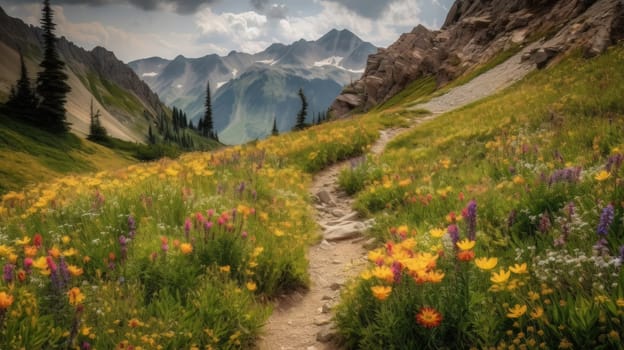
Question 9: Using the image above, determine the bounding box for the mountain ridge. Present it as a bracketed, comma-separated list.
[129, 28, 378, 144]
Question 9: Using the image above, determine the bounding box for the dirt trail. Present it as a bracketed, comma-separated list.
[410, 41, 539, 114]
[257, 44, 538, 350]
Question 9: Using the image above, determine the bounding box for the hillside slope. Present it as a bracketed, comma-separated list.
[0, 6, 168, 142]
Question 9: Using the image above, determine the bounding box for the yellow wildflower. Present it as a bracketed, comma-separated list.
[491, 268, 511, 284]
[360, 270, 373, 280]
[67, 265, 83, 277]
[68, 287, 85, 306]
[509, 263, 528, 274]
[474, 257, 498, 270]
[372, 265, 394, 283]
[616, 298, 624, 307]
[530, 306, 544, 319]
[528, 291, 540, 301]
[456, 239, 475, 251]
[595, 170, 611, 181]
[371, 285, 392, 301]
[246, 281, 257, 292]
[273, 229, 285, 237]
[0, 245, 15, 258]
[15, 236, 31, 246]
[62, 248, 77, 257]
[368, 249, 384, 262]
[48, 246, 61, 258]
[507, 304, 527, 318]
[61, 236, 71, 244]
[426, 270, 445, 283]
[429, 228, 445, 238]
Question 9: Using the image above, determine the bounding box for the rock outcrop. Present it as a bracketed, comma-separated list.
[330, 0, 624, 117]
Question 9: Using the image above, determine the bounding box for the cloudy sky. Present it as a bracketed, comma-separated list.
[0, 0, 453, 63]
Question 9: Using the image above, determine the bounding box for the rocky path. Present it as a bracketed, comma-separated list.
[258, 45, 537, 350]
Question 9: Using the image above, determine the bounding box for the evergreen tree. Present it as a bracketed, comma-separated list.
[295, 88, 308, 130]
[203, 82, 214, 138]
[147, 124, 156, 144]
[87, 99, 107, 141]
[271, 117, 279, 136]
[7, 51, 37, 122]
[36, 0, 71, 133]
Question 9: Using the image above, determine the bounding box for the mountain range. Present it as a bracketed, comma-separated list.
[0, 6, 167, 142]
[129, 29, 377, 144]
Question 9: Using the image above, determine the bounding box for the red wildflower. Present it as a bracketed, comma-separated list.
[416, 307, 443, 328]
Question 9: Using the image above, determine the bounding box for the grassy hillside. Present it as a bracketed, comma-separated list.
[335, 46, 624, 348]
[0, 112, 136, 194]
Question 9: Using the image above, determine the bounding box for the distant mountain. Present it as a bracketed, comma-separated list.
[0, 6, 168, 142]
[129, 29, 377, 144]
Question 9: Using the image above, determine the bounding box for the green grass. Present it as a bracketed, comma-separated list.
[0, 112, 135, 193]
[375, 76, 437, 110]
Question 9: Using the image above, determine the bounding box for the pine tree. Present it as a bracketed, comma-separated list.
[271, 117, 279, 136]
[147, 124, 156, 144]
[87, 99, 107, 142]
[203, 82, 214, 138]
[7, 51, 37, 122]
[36, 0, 71, 133]
[295, 88, 308, 130]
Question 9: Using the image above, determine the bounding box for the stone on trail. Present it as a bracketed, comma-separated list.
[324, 222, 365, 241]
[316, 190, 334, 206]
[316, 324, 337, 343]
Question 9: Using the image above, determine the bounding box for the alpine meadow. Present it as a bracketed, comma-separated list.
[0, 0, 624, 349]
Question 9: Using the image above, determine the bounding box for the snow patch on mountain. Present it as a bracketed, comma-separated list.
[313, 56, 344, 68]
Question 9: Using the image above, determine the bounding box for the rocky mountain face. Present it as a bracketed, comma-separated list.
[130, 29, 377, 144]
[0, 6, 167, 141]
[331, 0, 624, 116]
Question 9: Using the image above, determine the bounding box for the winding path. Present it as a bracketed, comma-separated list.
[257, 43, 538, 350]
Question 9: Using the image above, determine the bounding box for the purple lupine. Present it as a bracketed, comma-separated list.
[548, 167, 582, 186]
[3, 264, 14, 283]
[448, 224, 460, 247]
[597, 204, 615, 236]
[606, 153, 624, 172]
[539, 212, 551, 234]
[58, 257, 71, 286]
[618, 245, 624, 261]
[119, 235, 128, 262]
[128, 215, 137, 239]
[184, 218, 192, 241]
[593, 238, 610, 256]
[82, 341, 92, 350]
[507, 210, 517, 229]
[463, 200, 477, 240]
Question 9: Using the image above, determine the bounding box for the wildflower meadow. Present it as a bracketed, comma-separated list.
[0, 116, 381, 349]
[335, 47, 624, 348]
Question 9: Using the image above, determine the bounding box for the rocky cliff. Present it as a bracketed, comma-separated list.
[331, 0, 624, 116]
